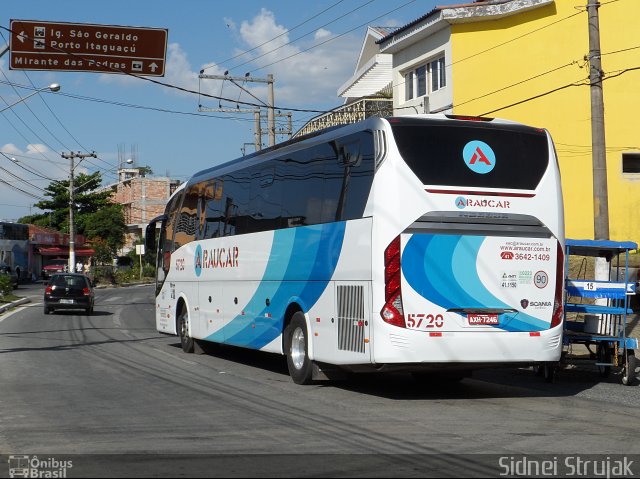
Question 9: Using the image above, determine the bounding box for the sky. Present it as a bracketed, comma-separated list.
[0, 0, 465, 222]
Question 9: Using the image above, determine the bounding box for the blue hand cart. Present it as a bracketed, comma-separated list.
[562, 239, 638, 385]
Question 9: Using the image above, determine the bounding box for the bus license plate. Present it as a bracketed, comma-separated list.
[467, 313, 499, 325]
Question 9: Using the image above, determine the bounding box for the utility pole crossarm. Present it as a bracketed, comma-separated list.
[198, 106, 259, 114]
[198, 73, 272, 84]
[199, 72, 277, 148]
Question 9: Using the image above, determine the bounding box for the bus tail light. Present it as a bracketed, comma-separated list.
[550, 242, 564, 329]
[381, 236, 406, 328]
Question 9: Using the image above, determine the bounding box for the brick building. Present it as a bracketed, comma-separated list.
[102, 168, 182, 253]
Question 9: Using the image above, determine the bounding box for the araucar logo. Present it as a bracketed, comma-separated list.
[195, 244, 202, 277]
[463, 140, 496, 174]
[455, 196, 512, 210]
[194, 243, 239, 278]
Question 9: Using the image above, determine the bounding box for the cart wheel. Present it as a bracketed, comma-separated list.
[543, 363, 557, 383]
[597, 343, 612, 378]
[621, 350, 637, 386]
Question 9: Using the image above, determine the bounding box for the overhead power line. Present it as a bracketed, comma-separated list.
[225, 0, 377, 72]
[0, 151, 56, 182]
[1, 3, 416, 115]
[248, 0, 417, 73]
[207, 0, 348, 70]
[479, 76, 589, 116]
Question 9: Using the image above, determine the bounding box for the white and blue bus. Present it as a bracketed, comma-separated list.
[146, 114, 565, 384]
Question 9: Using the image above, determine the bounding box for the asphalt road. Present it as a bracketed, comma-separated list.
[1, 283, 639, 477]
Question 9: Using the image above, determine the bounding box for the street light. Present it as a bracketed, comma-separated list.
[0, 83, 61, 113]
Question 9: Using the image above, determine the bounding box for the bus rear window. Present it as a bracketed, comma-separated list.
[390, 121, 549, 190]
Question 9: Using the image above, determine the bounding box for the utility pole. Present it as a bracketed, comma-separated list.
[267, 74, 275, 147]
[254, 110, 262, 151]
[61, 151, 96, 273]
[586, 1, 610, 289]
[587, 1, 609, 241]
[199, 72, 276, 147]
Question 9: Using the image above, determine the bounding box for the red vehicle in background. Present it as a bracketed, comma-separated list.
[42, 259, 68, 279]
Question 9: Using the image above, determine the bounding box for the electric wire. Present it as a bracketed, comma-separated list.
[225, 0, 377, 72]
[206, 0, 348, 70]
[248, 0, 417, 73]
[0, 67, 75, 154]
[0, 0, 635, 149]
[0, 151, 57, 182]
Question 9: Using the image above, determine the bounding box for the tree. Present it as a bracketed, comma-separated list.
[82, 204, 127, 256]
[91, 238, 115, 266]
[18, 172, 127, 258]
[19, 172, 113, 234]
[137, 165, 153, 177]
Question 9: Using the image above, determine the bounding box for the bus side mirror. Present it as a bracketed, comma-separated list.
[145, 215, 167, 252]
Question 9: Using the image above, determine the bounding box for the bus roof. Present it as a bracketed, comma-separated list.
[188, 114, 542, 185]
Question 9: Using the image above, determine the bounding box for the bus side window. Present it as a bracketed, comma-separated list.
[332, 131, 375, 221]
[324, 142, 343, 222]
[174, 185, 198, 249]
[216, 171, 246, 237]
[339, 139, 362, 167]
[196, 181, 216, 241]
[229, 169, 252, 235]
[279, 148, 326, 227]
[248, 165, 282, 234]
[202, 179, 224, 239]
[161, 190, 183, 276]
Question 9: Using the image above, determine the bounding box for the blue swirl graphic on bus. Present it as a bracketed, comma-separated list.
[194, 244, 202, 277]
[206, 222, 346, 349]
[402, 234, 548, 332]
[463, 140, 495, 174]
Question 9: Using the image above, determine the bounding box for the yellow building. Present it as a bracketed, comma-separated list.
[377, 0, 640, 243]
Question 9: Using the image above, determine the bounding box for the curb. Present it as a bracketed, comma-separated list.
[94, 281, 154, 289]
[0, 297, 31, 314]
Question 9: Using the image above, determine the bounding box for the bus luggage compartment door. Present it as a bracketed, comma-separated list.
[399, 233, 559, 333]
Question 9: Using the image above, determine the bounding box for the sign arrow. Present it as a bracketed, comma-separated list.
[149, 62, 158, 72]
[17, 31, 25, 43]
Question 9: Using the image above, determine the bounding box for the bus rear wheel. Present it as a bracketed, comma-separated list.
[285, 312, 313, 385]
[178, 307, 194, 353]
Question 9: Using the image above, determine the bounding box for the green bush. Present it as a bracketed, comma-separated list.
[115, 268, 135, 284]
[0, 275, 13, 297]
[143, 264, 156, 278]
[90, 262, 155, 286]
[93, 265, 115, 285]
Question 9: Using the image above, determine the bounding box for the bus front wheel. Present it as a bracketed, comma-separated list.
[178, 307, 194, 353]
[285, 312, 313, 385]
